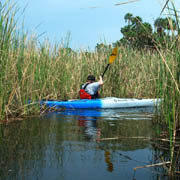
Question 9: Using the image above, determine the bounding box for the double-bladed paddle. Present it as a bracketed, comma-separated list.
[102, 47, 118, 78]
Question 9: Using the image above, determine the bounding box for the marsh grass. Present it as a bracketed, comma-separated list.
[0, 3, 163, 119]
[1, 39, 162, 120]
[0, 0, 163, 120]
[153, 0, 180, 176]
[0, 1, 177, 115]
[156, 49, 180, 175]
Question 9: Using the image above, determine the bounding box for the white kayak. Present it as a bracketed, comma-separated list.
[41, 97, 161, 109]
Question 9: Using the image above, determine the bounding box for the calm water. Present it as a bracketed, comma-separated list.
[0, 108, 169, 180]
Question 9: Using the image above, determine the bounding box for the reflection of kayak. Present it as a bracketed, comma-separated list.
[55, 107, 158, 118]
[41, 97, 161, 109]
[45, 107, 159, 121]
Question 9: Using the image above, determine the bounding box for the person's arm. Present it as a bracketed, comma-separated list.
[98, 76, 103, 85]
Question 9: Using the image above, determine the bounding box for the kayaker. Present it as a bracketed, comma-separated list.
[79, 75, 103, 99]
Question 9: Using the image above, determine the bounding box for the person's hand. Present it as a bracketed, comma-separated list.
[99, 76, 103, 85]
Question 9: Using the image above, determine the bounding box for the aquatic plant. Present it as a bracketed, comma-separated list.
[154, 0, 180, 177]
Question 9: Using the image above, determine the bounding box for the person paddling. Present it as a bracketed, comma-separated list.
[79, 47, 118, 100]
[79, 75, 104, 99]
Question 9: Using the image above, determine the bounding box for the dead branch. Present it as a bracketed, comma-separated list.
[133, 161, 171, 171]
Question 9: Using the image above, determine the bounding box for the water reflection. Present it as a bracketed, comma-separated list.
[78, 116, 101, 141]
[0, 107, 173, 180]
[55, 106, 157, 118]
[104, 151, 114, 172]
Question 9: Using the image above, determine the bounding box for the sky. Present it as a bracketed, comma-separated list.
[13, 0, 180, 50]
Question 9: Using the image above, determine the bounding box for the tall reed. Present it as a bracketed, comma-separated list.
[154, 0, 180, 176]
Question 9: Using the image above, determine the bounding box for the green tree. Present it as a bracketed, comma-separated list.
[154, 17, 177, 35]
[124, 13, 133, 25]
[111, 13, 178, 51]
[119, 13, 153, 49]
[154, 17, 177, 49]
[95, 43, 111, 52]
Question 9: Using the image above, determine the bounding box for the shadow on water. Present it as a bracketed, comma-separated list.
[0, 107, 173, 180]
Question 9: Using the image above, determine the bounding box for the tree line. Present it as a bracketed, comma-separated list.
[96, 13, 178, 51]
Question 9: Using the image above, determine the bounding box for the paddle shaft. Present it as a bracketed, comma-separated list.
[102, 63, 110, 79]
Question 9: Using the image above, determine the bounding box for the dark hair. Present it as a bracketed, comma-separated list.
[87, 75, 96, 81]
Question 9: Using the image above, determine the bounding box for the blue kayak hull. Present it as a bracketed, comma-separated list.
[41, 97, 161, 109]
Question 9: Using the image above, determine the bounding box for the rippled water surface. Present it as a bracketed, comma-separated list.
[0, 107, 168, 180]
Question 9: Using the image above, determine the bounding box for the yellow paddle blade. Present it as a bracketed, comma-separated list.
[109, 47, 118, 64]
